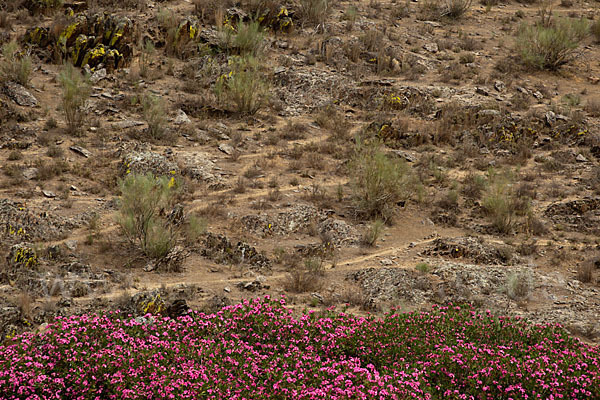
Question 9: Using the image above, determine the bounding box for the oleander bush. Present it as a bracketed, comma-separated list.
[0, 297, 598, 399]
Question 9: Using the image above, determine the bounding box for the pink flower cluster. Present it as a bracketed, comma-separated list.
[0, 297, 598, 399]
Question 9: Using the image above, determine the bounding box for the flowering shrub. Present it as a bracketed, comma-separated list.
[0, 297, 598, 399]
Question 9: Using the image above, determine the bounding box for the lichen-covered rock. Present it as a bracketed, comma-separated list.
[121, 151, 180, 178]
[420, 236, 516, 266]
[174, 16, 200, 53]
[0, 199, 75, 244]
[146, 245, 189, 273]
[22, 27, 51, 48]
[201, 233, 271, 273]
[6, 243, 38, 272]
[226, 6, 293, 32]
[131, 290, 166, 316]
[179, 152, 222, 183]
[3, 82, 38, 107]
[22, 12, 134, 70]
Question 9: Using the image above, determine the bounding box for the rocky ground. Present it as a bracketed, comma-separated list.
[0, 0, 599, 344]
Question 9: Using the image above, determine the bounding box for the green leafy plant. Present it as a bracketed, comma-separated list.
[58, 63, 91, 135]
[220, 20, 265, 55]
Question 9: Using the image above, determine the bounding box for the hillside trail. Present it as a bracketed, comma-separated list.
[77, 211, 465, 304]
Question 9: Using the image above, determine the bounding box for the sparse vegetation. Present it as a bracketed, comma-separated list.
[299, 0, 331, 26]
[0, 42, 33, 87]
[285, 257, 324, 293]
[442, 0, 472, 19]
[141, 93, 168, 140]
[482, 169, 531, 234]
[361, 219, 384, 246]
[58, 63, 91, 135]
[416, 262, 432, 274]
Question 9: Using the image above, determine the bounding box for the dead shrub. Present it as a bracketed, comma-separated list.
[576, 262, 594, 283]
[284, 257, 324, 293]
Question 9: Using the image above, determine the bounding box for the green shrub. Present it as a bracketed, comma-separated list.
[58, 63, 91, 135]
[0, 42, 33, 87]
[416, 262, 431, 274]
[516, 17, 589, 70]
[138, 40, 155, 79]
[215, 55, 269, 114]
[349, 140, 418, 222]
[184, 214, 207, 244]
[220, 20, 265, 55]
[115, 173, 178, 259]
[142, 93, 168, 140]
[506, 270, 534, 301]
[361, 219, 385, 247]
[157, 8, 179, 56]
[482, 169, 531, 234]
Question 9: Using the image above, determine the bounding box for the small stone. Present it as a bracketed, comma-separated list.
[143, 262, 156, 272]
[218, 143, 234, 155]
[494, 80, 505, 92]
[545, 111, 556, 126]
[423, 21, 442, 28]
[311, 292, 323, 301]
[423, 42, 438, 53]
[174, 109, 191, 125]
[576, 154, 588, 162]
[112, 120, 145, 129]
[4, 82, 38, 107]
[533, 91, 544, 100]
[42, 190, 56, 198]
[69, 145, 91, 158]
[22, 168, 38, 180]
[64, 240, 78, 251]
[478, 109, 500, 117]
[476, 87, 490, 96]
[389, 149, 416, 162]
[224, 287, 231, 293]
[90, 68, 107, 83]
